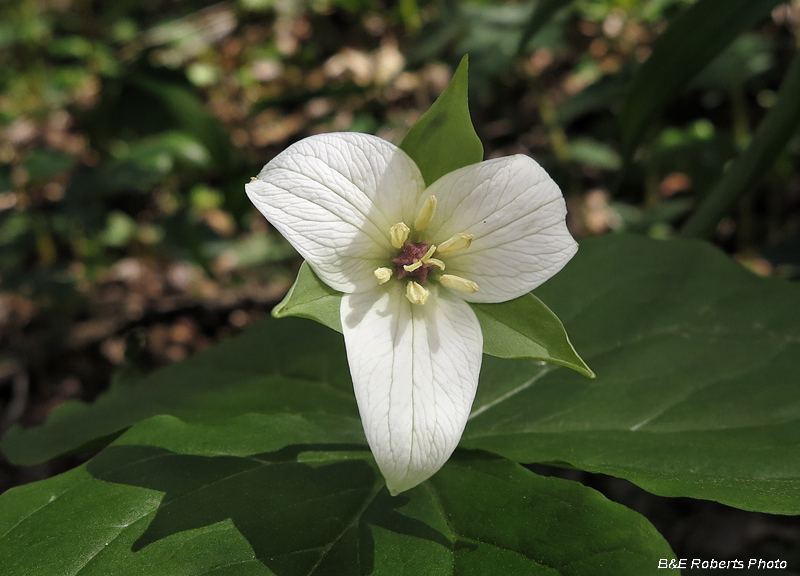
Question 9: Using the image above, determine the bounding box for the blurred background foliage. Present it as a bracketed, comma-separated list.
[1, 0, 800, 505]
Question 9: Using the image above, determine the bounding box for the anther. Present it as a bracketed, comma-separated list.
[374, 267, 393, 284]
[390, 222, 410, 249]
[403, 260, 423, 272]
[439, 274, 479, 294]
[414, 196, 437, 231]
[437, 233, 473, 256]
[406, 281, 429, 305]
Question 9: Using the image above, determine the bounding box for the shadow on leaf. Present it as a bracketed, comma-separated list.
[87, 443, 454, 575]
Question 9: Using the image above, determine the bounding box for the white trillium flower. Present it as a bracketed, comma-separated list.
[246, 132, 577, 495]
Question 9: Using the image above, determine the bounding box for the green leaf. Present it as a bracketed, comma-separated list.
[429, 453, 674, 574]
[6, 236, 800, 514]
[681, 49, 800, 239]
[0, 414, 673, 575]
[1, 317, 359, 466]
[472, 293, 594, 378]
[619, 0, 784, 160]
[463, 235, 800, 514]
[272, 261, 342, 331]
[399, 55, 483, 186]
[272, 262, 590, 375]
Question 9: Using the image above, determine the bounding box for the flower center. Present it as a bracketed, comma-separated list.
[373, 195, 479, 305]
[393, 242, 438, 282]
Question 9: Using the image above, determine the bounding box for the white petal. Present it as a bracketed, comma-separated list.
[246, 133, 426, 293]
[423, 155, 578, 303]
[341, 285, 483, 495]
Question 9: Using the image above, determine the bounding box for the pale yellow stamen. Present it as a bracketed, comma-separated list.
[414, 196, 437, 231]
[426, 258, 445, 270]
[420, 244, 437, 261]
[390, 222, 410, 249]
[406, 281, 429, 305]
[374, 267, 393, 284]
[439, 274, 479, 294]
[403, 260, 423, 272]
[437, 233, 473, 256]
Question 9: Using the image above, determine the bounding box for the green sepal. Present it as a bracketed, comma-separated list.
[472, 293, 594, 378]
[399, 55, 483, 186]
[272, 261, 342, 332]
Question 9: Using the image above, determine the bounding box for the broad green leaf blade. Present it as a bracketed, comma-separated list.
[429, 453, 674, 574]
[472, 293, 594, 378]
[0, 414, 673, 576]
[464, 235, 800, 514]
[1, 317, 359, 466]
[271, 262, 589, 373]
[0, 415, 366, 576]
[1, 467, 277, 576]
[681, 49, 800, 238]
[400, 55, 483, 186]
[619, 0, 783, 160]
[272, 261, 342, 331]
